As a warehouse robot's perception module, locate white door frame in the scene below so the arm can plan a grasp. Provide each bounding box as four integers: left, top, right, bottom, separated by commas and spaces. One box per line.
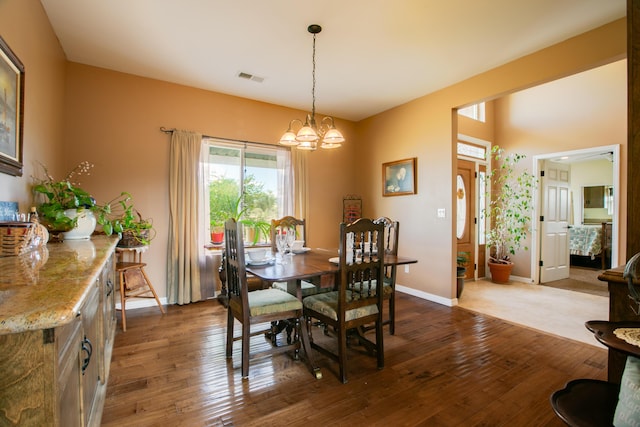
531, 144, 620, 284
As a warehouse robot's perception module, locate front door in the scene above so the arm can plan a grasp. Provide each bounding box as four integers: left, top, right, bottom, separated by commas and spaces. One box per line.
540, 160, 571, 282
456, 159, 475, 279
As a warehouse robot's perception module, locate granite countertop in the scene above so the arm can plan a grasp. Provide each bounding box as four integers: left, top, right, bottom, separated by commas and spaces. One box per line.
0, 235, 118, 335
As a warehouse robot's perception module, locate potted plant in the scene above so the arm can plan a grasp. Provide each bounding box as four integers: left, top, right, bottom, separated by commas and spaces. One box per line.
111, 205, 155, 247
456, 252, 469, 297
210, 194, 269, 245
32, 161, 148, 242
484, 146, 537, 284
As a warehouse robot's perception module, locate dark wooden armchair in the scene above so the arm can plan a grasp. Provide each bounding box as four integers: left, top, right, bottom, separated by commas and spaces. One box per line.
224, 218, 318, 378
303, 218, 385, 383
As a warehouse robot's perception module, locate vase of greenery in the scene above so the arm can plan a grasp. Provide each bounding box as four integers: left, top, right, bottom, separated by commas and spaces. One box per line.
115, 208, 155, 247
32, 161, 150, 242
484, 146, 537, 284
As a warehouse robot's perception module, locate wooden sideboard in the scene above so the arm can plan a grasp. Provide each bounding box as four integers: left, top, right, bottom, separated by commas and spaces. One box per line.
0, 236, 117, 426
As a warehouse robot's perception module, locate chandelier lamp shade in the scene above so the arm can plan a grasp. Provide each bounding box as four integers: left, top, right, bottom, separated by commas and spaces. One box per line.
279, 24, 345, 151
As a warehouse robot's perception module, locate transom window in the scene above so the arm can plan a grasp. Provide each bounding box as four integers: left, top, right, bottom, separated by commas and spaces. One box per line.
458, 102, 486, 122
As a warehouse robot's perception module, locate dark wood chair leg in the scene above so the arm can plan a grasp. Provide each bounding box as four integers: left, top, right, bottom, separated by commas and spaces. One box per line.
241, 324, 250, 378
338, 327, 348, 384
389, 294, 395, 335
376, 320, 385, 369
226, 310, 233, 358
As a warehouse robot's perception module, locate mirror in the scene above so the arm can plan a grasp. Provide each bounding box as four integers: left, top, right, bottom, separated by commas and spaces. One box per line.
582, 185, 613, 224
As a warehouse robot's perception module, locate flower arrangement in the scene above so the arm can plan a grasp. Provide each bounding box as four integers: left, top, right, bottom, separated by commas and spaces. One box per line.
32, 161, 154, 244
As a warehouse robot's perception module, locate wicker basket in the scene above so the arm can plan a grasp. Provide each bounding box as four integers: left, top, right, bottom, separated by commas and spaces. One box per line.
0, 222, 35, 257
117, 229, 150, 248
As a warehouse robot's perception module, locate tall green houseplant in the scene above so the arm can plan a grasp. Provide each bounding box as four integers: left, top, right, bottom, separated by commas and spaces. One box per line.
484, 146, 537, 282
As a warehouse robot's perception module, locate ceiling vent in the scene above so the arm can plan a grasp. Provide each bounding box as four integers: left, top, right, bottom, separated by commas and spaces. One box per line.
237, 72, 264, 83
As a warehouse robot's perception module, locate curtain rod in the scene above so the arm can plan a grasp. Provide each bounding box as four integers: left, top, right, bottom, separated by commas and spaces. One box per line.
160, 126, 277, 148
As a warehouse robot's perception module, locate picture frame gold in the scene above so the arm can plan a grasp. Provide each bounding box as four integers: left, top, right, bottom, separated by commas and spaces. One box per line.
0, 35, 25, 177
382, 158, 417, 197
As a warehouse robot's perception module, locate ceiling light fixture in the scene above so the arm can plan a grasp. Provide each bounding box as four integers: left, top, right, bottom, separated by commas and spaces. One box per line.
279, 24, 345, 151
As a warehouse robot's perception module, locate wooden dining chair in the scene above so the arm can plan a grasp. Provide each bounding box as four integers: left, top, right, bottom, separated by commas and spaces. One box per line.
303, 218, 385, 383
374, 216, 399, 334
224, 218, 319, 379
270, 216, 306, 250
270, 216, 327, 298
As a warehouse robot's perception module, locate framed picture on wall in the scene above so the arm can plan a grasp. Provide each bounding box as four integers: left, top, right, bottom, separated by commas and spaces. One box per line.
0, 36, 25, 177
343, 194, 362, 223
382, 158, 417, 196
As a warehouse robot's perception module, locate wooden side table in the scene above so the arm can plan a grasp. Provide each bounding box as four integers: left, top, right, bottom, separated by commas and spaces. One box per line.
115, 246, 165, 331
599, 267, 640, 383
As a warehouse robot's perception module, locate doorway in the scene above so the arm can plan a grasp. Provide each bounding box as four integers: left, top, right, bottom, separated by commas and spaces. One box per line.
456, 137, 490, 281
533, 145, 619, 291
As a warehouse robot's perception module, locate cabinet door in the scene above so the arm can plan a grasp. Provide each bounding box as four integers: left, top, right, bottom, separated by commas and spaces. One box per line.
81, 286, 101, 426
101, 253, 116, 383
57, 319, 83, 427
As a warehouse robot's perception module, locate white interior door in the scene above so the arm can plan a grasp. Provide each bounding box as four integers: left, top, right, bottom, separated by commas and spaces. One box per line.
540, 160, 571, 282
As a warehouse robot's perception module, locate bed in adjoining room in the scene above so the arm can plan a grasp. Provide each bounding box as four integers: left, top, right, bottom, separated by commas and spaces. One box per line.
569, 222, 612, 269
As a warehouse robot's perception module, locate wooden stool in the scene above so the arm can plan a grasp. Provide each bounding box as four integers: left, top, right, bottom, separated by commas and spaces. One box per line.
116, 246, 165, 331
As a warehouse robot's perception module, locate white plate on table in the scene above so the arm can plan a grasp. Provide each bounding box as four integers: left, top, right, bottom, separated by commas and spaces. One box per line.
328, 257, 339, 264
292, 247, 311, 254
246, 257, 275, 266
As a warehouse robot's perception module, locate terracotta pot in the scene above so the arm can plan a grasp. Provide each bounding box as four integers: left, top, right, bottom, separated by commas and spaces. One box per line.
456, 267, 466, 298
488, 261, 513, 284
211, 231, 224, 245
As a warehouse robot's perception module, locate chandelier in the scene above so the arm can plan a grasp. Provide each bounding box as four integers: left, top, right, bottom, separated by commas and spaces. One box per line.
278, 24, 345, 151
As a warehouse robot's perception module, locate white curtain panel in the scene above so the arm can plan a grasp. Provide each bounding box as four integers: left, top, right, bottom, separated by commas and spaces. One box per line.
167, 129, 203, 304
292, 149, 307, 221
276, 148, 293, 217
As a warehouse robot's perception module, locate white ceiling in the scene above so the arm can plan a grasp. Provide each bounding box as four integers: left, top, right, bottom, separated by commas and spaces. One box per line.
39, 0, 625, 122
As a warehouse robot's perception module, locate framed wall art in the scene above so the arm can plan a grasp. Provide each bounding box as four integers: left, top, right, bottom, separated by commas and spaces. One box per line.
0, 36, 25, 177
382, 157, 417, 197
343, 194, 362, 223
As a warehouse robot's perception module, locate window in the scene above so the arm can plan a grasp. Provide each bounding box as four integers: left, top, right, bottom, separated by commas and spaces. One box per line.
204, 138, 292, 243
457, 141, 487, 160
478, 170, 486, 245
458, 102, 486, 122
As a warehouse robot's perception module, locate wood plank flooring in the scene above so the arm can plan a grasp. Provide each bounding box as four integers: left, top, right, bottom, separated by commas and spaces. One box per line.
102, 293, 607, 426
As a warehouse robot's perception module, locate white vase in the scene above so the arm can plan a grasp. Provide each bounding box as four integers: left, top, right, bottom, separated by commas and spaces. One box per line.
60, 209, 97, 240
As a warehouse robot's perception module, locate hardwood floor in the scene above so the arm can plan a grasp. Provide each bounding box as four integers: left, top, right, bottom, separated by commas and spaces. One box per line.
102, 293, 607, 426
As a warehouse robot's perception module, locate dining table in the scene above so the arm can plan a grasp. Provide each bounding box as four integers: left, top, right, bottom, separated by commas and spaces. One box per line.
245, 246, 418, 380
246, 247, 418, 300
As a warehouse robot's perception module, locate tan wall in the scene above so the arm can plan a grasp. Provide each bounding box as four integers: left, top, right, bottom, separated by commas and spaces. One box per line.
357, 18, 625, 300
62, 63, 357, 299
0, 0, 627, 303
0, 0, 67, 208
495, 59, 626, 277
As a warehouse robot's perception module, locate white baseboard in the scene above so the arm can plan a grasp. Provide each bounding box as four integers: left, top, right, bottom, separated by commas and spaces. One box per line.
509, 275, 534, 284
118, 284, 466, 312
396, 284, 457, 307
116, 296, 168, 311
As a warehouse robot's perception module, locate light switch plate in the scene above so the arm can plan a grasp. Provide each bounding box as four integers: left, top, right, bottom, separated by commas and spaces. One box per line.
437, 208, 446, 218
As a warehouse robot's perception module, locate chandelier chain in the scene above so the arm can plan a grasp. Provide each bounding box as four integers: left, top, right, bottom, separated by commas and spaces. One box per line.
311, 32, 316, 119
278, 24, 344, 149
